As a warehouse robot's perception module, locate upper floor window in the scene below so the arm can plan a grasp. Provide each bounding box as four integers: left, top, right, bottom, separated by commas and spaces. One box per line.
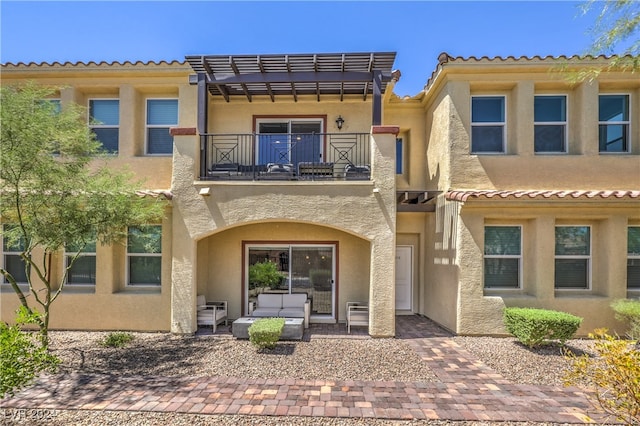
146, 99, 178, 155
628, 226, 640, 290
471, 96, 505, 153
1, 224, 29, 284
127, 225, 162, 286
534, 95, 567, 153
89, 99, 119, 154
65, 237, 96, 286
396, 138, 404, 174
555, 226, 590, 290
599, 94, 629, 153
484, 226, 521, 289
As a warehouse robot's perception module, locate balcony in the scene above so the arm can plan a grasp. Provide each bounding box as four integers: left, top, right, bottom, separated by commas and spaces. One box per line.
199, 133, 371, 181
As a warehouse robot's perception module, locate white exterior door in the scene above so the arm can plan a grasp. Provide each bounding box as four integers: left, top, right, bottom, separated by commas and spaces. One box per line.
395, 246, 413, 311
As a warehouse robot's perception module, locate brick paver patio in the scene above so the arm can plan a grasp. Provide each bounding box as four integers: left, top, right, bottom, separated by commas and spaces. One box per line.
1, 316, 608, 423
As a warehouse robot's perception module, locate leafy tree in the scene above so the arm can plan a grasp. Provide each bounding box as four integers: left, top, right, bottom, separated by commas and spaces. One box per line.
0, 83, 166, 347
577, 0, 640, 78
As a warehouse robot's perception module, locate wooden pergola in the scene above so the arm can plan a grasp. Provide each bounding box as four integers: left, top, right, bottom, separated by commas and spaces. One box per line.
186, 52, 398, 134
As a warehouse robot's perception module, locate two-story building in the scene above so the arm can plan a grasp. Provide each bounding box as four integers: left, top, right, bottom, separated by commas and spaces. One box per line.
1, 52, 638, 336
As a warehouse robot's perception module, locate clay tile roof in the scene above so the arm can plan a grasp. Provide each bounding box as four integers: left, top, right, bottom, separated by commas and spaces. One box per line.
445, 190, 640, 202
1, 59, 185, 68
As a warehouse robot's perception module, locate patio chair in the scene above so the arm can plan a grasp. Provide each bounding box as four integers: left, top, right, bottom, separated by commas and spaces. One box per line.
346, 301, 369, 333
197, 295, 228, 333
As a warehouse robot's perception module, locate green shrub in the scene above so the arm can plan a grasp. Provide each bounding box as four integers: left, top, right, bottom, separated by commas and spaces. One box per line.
503, 307, 582, 348
611, 299, 640, 340
248, 318, 284, 350
0, 308, 59, 398
565, 329, 640, 424
101, 332, 134, 348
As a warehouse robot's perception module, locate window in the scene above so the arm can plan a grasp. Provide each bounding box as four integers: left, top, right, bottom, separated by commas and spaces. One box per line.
65, 238, 96, 286
484, 226, 521, 288
396, 138, 403, 174
127, 226, 162, 286
146, 99, 178, 155
471, 96, 505, 153
1, 225, 29, 284
628, 226, 640, 289
599, 94, 629, 153
89, 99, 119, 153
555, 226, 590, 289
534, 95, 567, 153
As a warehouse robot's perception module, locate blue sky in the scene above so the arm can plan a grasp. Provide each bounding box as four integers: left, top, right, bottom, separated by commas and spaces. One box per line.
0, 1, 609, 96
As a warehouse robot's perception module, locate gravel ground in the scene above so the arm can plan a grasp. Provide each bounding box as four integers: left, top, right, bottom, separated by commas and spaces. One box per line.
453, 336, 595, 387
2, 330, 599, 426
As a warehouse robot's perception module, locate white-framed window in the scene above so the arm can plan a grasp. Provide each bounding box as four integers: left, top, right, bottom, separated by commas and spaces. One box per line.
534, 95, 567, 153
127, 226, 161, 286
89, 99, 119, 154
146, 99, 178, 155
1, 224, 29, 284
484, 226, 521, 289
396, 138, 404, 174
471, 96, 506, 153
628, 226, 640, 289
555, 226, 591, 289
65, 238, 96, 286
599, 94, 630, 153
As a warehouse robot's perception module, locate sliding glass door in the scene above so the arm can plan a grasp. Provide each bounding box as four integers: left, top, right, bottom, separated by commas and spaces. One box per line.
246, 244, 335, 318
256, 120, 323, 167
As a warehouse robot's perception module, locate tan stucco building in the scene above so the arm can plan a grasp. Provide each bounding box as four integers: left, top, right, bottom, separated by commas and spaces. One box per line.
1, 52, 639, 336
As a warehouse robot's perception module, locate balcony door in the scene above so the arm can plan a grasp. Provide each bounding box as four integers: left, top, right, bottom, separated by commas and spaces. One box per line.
246, 244, 335, 320
256, 119, 323, 166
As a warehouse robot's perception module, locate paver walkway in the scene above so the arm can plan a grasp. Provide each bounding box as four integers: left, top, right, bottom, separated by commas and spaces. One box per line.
1, 316, 608, 424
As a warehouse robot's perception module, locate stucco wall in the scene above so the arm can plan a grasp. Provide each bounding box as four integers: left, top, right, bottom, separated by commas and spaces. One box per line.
455, 202, 637, 336
1, 63, 195, 190
0, 212, 173, 331
195, 222, 370, 322
171, 128, 398, 335
444, 80, 640, 190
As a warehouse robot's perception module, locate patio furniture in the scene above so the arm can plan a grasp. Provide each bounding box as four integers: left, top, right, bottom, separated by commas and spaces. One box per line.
346, 301, 369, 333
297, 162, 334, 180
260, 163, 295, 180
207, 162, 239, 178
248, 293, 310, 328
196, 295, 228, 333
232, 317, 304, 340
344, 164, 371, 180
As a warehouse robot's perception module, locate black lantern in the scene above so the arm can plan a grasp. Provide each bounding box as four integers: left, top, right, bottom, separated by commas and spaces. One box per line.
335, 115, 345, 130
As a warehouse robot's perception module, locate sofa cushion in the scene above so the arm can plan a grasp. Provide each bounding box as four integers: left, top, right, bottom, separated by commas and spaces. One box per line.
252, 308, 281, 318
257, 293, 283, 308
282, 293, 307, 308
278, 308, 304, 318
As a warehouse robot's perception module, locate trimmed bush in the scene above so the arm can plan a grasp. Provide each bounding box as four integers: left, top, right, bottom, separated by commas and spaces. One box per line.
565, 329, 640, 424
0, 308, 59, 398
101, 332, 134, 348
248, 318, 284, 350
611, 299, 640, 340
503, 307, 582, 348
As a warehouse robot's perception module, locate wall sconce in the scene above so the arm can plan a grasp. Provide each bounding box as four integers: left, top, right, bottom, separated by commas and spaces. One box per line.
335, 115, 345, 130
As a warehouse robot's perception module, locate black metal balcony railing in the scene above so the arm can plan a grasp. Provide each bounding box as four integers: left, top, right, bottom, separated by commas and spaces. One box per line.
200, 133, 371, 181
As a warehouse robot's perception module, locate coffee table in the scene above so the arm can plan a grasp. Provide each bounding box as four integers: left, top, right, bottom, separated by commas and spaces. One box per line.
232, 317, 304, 340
